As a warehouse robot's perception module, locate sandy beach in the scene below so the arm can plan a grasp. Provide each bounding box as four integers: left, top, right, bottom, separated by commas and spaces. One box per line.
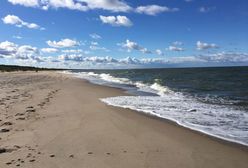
0, 71, 247, 168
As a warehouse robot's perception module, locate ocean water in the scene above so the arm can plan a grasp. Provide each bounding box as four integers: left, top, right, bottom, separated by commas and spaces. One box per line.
65, 67, 248, 146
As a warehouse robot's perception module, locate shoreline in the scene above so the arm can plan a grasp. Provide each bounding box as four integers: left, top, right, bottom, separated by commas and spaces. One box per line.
112, 104, 248, 150
71, 72, 248, 149
0, 71, 248, 168
68, 73, 248, 152
103, 102, 248, 150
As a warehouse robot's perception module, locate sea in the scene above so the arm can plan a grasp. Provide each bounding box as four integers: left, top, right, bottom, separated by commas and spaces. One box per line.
64, 66, 248, 146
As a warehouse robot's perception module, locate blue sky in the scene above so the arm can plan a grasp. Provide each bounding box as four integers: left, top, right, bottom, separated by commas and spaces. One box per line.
0, 0, 248, 69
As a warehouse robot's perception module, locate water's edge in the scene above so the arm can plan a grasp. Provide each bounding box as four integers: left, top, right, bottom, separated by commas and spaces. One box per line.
101, 98, 248, 148
61, 70, 248, 148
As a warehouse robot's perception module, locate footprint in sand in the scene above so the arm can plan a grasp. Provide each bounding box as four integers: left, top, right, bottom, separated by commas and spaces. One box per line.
1, 121, 12, 126
0, 128, 10, 133
26, 106, 36, 113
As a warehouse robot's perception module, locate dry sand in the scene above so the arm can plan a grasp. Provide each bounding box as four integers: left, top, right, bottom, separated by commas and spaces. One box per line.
0, 71, 248, 168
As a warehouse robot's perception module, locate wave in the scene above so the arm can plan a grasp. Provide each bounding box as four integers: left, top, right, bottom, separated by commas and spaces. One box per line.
101, 95, 248, 146
64, 71, 171, 96
62, 70, 248, 147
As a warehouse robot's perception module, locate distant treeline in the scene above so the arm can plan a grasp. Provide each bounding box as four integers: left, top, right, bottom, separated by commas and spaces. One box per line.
0, 64, 64, 72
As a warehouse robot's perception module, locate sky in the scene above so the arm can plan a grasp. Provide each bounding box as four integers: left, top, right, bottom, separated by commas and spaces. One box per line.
0, 0, 248, 69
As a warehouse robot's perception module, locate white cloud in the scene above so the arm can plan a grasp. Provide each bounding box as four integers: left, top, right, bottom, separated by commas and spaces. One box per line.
121, 39, 152, 54
89, 45, 109, 52
58, 54, 118, 64
89, 33, 102, 39
44, 0, 88, 11
7, 0, 181, 20
84, 56, 118, 63
47, 38, 79, 48
41, 48, 58, 53
172, 41, 183, 46
2, 14, 44, 30
0, 41, 44, 62
197, 52, 248, 63
99, 15, 132, 27
91, 41, 98, 46
2, 41, 246, 68
78, 0, 132, 12
196, 41, 218, 50
62, 49, 89, 54
167, 41, 184, 51
0, 41, 17, 56
13, 35, 23, 39
8, 0, 132, 12
8, 0, 88, 11
136, 5, 179, 15
156, 49, 164, 56
15, 45, 39, 60
168, 46, 184, 51
8, 0, 39, 7
88, 41, 109, 51
59, 54, 84, 62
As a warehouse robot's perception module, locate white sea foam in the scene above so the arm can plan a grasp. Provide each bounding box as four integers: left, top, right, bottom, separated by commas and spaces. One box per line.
66, 71, 171, 96
101, 95, 248, 146
63, 70, 248, 146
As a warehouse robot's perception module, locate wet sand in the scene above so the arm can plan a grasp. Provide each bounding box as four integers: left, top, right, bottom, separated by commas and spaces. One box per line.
0, 71, 248, 168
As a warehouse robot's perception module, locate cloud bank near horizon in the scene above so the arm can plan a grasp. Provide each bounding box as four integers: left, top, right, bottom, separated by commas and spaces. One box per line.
1, 40, 247, 69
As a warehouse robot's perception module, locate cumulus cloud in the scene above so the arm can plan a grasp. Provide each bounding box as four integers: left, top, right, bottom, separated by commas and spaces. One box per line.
0, 41, 17, 56
89, 33, 102, 39
99, 15, 132, 27
136, 5, 179, 15
2, 14, 44, 30
172, 41, 183, 46
65, 52, 248, 66
13, 35, 23, 39
88, 41, 109, 52
15, 45, 39, 60
197, 52, 248, 63
2, 41, 247, 68
7, 0, 181, 20
58, 54, 118, 64
196, 41, 218, 50
167, 41, 184, 51
47, 39, 79, 48
156, 49, 164, 56
8, 0, 132, 12
8, 0, 39, 7
89, 46, 109, 52
8, 0, 88, 11
41, 48, 58, 53
168, 46, 184, 51
121, 39, 152, 54
59, 54, 84, 62
78, 0, 132, 12
91, 41, 98, 46
62, 49, 89, 54
0, 41, 44, 62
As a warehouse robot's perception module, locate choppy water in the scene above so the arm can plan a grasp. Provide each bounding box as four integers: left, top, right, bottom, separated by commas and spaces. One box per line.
65, 66, 248, 146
